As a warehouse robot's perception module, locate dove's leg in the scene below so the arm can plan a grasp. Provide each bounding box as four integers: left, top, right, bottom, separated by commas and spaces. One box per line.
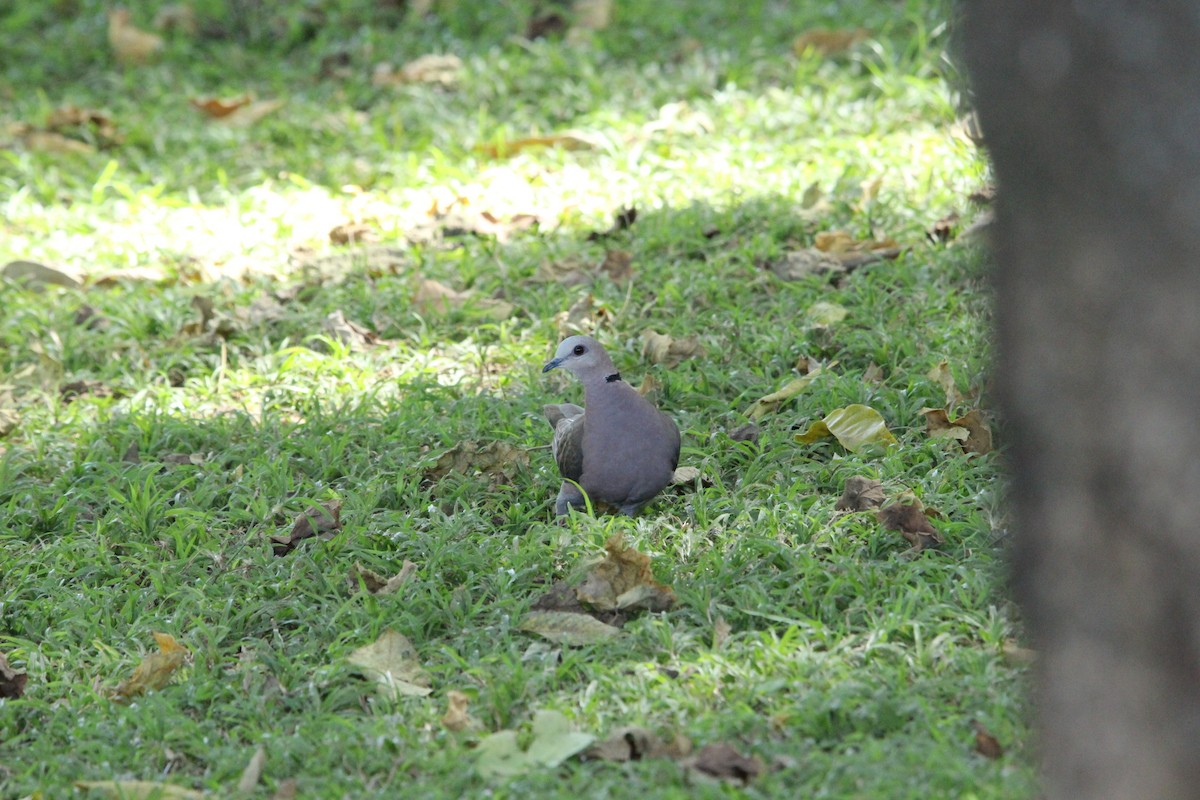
554, 481, 587, 516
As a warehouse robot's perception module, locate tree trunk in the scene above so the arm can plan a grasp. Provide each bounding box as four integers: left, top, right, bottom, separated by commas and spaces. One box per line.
963, 3, 1200, 797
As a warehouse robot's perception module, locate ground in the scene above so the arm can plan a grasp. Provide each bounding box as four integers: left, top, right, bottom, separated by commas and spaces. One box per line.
0, 1, 1032, 797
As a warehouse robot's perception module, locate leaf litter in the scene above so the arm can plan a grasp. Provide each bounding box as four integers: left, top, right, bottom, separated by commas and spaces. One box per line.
347, 629, 432, 699
271, 501, 342, 555
111, 632, 189, 702
475, 709, 595, 779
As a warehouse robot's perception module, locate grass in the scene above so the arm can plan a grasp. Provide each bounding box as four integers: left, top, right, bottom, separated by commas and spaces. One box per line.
0, 0, 1032, 797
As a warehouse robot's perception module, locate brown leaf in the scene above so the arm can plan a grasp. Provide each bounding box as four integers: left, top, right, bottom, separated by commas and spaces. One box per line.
685, 742, 763, 785
863, 362, 885, 383
792, 26, 871, 56
272, 779, 298, 800
17, 130, 96, 155
576, 534, 675, 612
526, 10, 568, 39
972, 720, 1004, 759
112, 632, 189, 702
217, 98, 286, 128
670, 466, 702, 486
641, 330, 701, 367
189, 94, 254, 119
271, 501, 342, 556
728, 422, 760, 443
347, 629, 432, 698
518, 610, 623, 645
441, 689, 482, 732
320, 310, 379, 351
45, 105, 121, 146
424, 440, 529, 485
153, 4, 198, 35
60, 380, 113, 403
348, 560, 417, 596
329, 221, 379, 245
835, 476, 885, 511
0, 652, 27, 699
555, 293, 611, 337
586, 206, 637, 241
768, 249, 845, 281
1001, 639, 1038, 666
108, 9, 164, 65
236, 746, 267, 794
636, 372, 660, 399
474, 132, 599, 159
599, 249, 633, 281
372, 54, 463, 87
711, 617, 731, 650
413, 279, 514, 320
572, 0, 612, 32
159, 452, 205, 466
585, 727, 692, 763
122, 442, 141, 463
922, 407, 993, 455
877, 503, 944, 551
928, 211, 960, 243
1, 260, 83, 289
927, 361, 963, 409
955, 409, 994, 455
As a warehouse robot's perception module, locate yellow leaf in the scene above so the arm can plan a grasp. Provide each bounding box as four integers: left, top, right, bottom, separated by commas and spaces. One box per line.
474, 132, 599, 159
796, 404, 897, 452
112, 632, 188, 702
746, 368, 823, 420
107, 9, 164, 65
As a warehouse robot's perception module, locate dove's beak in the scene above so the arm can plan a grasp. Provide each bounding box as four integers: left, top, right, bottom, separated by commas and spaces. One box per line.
542, 357, 563, 373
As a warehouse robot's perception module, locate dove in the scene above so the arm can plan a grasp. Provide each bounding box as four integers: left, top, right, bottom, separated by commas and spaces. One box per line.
542, 335, 681, 516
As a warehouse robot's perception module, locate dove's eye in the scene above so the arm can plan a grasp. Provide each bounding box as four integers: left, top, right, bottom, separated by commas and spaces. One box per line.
573, 344, 586, 356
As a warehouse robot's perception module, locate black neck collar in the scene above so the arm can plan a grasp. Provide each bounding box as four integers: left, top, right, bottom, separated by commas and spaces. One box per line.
605, 372, 622, 383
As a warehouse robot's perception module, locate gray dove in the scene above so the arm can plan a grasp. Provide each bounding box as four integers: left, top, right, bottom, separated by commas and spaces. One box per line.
542, 335, 681, 516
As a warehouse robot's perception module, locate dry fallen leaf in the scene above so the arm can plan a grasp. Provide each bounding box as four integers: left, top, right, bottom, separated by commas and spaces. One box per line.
571, 0, 612, 31
1, 260, 83, 289
0, 652, 27, 698
576, 534, 675, 612
329, 221, 379, 245
348, 561, 417, 596
217, 98, 286, 128
475, 132, 599, 159
555, 293, 612, 337
767, 249, 845, 281
806, 300, 848, 327
424, 440, 529, 485
792, 26, 871, 56
373, 54, 463, 86
475, 709, 595, 779
587, 206, 637, 241
972, 720, 1005, 759
75, 780, 203, 799
835, 476, 885, 511
15, 130, 96, 155
670, 466, 702, 485
112, 632, 189, 702
237, 746, 267, 794
60, 380, 114, 403
153, 4, 198, 35
347, 629, 432, 698
641, 330, 701, 367
796, 404, 898, 452
45, 105, 121, 147
728, 422, 760, 443
1002, 639, 1037, 666
711, 617, 732, 650
108, 9, 164, 65
922, 407, 993, 455
599, 249, 633, 281
320, 309, 379, 351
189, 94, 254, 119
271, 501, 342, 556
927, 361, 963, 409
585, 726, 692, 762
747, 368, 824, 420
441, 689, 482, 732
413, 279, 514, 321
928, 211, 961, 243
518, 610, 622, 646
685, 742, 763, 786
877, 502, 944, 551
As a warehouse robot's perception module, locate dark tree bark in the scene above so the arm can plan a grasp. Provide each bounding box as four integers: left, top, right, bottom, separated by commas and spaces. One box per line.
963, 3, 1200, 797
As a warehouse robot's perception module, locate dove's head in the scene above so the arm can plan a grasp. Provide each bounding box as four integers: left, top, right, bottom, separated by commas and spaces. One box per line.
542, 335, 616, 381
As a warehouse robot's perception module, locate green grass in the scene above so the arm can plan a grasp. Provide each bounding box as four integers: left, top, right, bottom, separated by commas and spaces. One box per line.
0, 1, 1031, 797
